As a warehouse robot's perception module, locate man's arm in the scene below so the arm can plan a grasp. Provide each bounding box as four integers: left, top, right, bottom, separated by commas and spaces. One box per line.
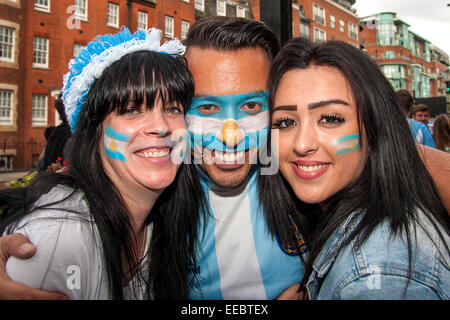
417, 145, 450, 213
0, 234, 66, 300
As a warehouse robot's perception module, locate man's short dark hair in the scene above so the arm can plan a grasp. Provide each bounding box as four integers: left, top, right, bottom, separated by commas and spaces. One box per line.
396, 89, 413, 116
413, 104, 430, 115
184, 16, 280, 61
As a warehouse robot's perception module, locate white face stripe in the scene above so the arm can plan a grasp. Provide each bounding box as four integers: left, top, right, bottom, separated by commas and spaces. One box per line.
186, 111, 269, 136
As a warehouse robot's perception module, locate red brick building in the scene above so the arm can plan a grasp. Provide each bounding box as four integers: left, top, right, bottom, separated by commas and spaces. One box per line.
291, 0, 360, 47
359, 12, 441, 99
0, 0, 196, 170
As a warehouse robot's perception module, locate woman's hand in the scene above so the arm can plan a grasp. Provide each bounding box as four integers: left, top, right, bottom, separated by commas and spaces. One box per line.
0, 234, 67, 300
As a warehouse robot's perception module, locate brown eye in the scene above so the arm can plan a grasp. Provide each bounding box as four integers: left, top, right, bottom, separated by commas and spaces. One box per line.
197, 104, 220, 114
241, 102, 262, 113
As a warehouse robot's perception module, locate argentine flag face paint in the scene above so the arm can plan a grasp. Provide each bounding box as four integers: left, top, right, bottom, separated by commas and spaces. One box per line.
104, 125, 131, 161
186, 91, 269, 153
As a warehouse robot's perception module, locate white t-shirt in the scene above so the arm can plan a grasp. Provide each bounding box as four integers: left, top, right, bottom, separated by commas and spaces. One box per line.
4, 185, 152, 300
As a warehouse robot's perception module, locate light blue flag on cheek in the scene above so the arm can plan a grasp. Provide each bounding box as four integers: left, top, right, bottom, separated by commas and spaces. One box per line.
104, 125, 131, 162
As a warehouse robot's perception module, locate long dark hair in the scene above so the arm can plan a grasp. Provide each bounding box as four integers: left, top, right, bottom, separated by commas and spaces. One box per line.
433, 114, 450, 152
0, 50, 206, 299
260, 38, 450, 295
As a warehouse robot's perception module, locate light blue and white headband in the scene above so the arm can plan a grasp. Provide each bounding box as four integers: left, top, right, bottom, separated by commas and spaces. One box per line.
62, 27, 186, 132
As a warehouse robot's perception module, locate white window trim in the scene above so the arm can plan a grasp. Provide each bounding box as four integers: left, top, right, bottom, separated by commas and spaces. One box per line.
330, 15, 335, 29
137, 11, 148, 31
107, 2, 119, 28
75, 0, 88, 21
34, 0, 50, 12
217, 0, 226, 16
194, 0, 204, 11
0, 25, 15, 63
31, 94, 48, 127
0, 83, 17, 130
33, 36, 49, 69
339, 19, 345, 32
181, 0, 190, 3
313, 27, 326, 42
181, 20, 189, 40
236, 6, 245, 18
313, 3, 326, 27
0, 89, 13, 125
348, 21, 358, 40
165, 16, 174, 38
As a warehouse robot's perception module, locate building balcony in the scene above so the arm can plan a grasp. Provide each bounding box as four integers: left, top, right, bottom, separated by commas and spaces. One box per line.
314, 15, 325, 25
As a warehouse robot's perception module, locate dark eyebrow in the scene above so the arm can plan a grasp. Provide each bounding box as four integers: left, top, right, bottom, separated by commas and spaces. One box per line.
272, 105, 297, 112
308, 99, 350, 110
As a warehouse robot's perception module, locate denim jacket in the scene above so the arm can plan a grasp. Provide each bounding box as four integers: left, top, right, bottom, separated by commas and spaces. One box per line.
306, 210, 450, 300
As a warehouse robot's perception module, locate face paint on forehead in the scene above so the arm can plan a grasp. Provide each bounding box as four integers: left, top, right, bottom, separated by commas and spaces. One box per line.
104, 125, 131, 161
332, 134, 361, 156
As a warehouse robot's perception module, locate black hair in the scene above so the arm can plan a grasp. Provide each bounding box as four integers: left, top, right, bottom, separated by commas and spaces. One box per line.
185, 16, 280, 61
396, 89, 414, 116
260, 37, 450, 297
0, 50, 207, 299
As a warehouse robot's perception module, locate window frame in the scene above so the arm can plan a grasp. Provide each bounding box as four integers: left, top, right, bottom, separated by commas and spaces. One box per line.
107, 2, 119, 28
31, 94, 48, 127
181, 20, 190, 40
137, 11, 148, 31
313, 27, 326, 43
34, 0, 50, 12
0, 89, 13, 125
0, 25, 14, 63
74, 0, 88, 21
33, 36, 49, 69
216, 0, 226, 16
164, 15, 174, 38
194, 0, 204, 11
313, 3, 325, 26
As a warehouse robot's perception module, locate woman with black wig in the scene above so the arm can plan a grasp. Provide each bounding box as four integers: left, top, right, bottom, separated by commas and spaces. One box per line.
260, 38, 450, 299
0, 28, 205, 299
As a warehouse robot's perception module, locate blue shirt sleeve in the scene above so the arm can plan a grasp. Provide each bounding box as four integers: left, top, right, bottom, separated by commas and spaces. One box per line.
420, 124, 436, 148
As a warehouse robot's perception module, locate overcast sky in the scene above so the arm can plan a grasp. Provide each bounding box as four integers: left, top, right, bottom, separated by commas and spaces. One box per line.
353, 0, 450, 55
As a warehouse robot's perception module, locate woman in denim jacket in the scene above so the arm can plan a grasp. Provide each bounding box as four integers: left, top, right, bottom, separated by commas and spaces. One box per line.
259, 38, 450, 299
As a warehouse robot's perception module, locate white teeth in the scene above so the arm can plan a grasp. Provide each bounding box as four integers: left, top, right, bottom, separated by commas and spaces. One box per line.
297, 164, 328, 172
214, 150, 245, 163
136, 149, 170, 158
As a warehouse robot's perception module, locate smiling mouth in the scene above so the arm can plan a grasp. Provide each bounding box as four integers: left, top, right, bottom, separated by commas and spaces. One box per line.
135, 147, 171, 158
213, 149, 245, 163
296, 163, 329, 172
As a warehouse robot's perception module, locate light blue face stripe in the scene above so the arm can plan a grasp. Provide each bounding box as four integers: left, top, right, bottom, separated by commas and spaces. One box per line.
105, 125, 131, 142
332, 133, 360, 156
104, 147, 127, 161
247, 170, 304, 299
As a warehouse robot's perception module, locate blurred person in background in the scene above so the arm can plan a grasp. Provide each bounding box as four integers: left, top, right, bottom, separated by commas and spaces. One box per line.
432, 114, 450, 153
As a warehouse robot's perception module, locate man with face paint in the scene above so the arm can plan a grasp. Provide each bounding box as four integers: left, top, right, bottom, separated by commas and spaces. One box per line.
183, 17, 304, 299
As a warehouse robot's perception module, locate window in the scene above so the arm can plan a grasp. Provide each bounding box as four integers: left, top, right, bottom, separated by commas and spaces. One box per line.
314, 28, 326, 43
32, 94, 48, 126
0, 89, 12, 125
0, 26, 14, 62
313, 4, 325, 26
0, 155, 13, 172
137, 11, 148, 31
300, 20, 310, 39
348, 22, 358, 40
217, 0, 226, 16
107, 3, 119, 28
181, 20, 190, 40
75, 0, 88, 20
164, 16, 174, 38
195, 0, 204, 11
33, 36, 49, 68
236, 6, 245, 18
73, 43, 85, 58
330, 15, 335, 28
34, 0, 50, 12
339, 20, 345, 32
181, 0, 190, 2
